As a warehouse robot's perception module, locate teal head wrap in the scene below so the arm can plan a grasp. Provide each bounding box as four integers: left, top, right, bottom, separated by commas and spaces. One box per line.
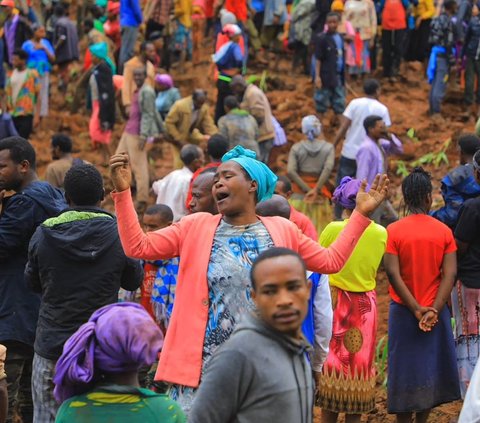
89, 42, 116, 74
221, 146, 278, 202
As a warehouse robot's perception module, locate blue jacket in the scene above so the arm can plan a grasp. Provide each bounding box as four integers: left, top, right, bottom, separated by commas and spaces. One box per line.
0, 181, 66, 346
431, 164, 480, 229
120, 0, 143, 28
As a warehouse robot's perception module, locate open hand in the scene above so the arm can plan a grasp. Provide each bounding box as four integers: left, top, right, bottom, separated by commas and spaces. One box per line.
110, 153, 132, 192
354, 174, 389, 217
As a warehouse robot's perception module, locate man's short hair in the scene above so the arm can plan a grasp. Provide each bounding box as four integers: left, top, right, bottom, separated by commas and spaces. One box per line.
363, 115, 383, 134
13, 49, 28, 61
180, 144, 202, 165
458, 134, 480, 156
207, 134, 229, 160
224, 95, 239, 110
52, 133, 73, 153
145, 204, 174, 222
276, 175, 292, 193
192, 89, 207, 101
64, 164, 104, 206
230, 75, 247, 88
250, 247, 306, 290
255, 194, 291, 219
326, 11, 340, 20
363, 79, 380, 96
0, 136, 36, 169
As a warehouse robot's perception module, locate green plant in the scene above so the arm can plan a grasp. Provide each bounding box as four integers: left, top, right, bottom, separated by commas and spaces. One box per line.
375, 335, 388, 387
406, 128, 420, 143
246, 71, 268, 92
396, 160, 409, 177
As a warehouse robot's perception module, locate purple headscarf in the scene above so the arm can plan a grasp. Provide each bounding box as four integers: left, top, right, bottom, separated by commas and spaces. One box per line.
155, 73, 174, 88
53, 302, 163, 403
332, 176, 362, 210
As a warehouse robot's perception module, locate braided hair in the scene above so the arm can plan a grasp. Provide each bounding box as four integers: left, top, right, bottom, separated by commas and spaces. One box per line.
401, 167, 432, 215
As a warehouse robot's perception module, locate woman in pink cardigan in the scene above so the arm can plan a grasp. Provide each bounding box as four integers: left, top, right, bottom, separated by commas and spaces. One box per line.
110, 146, 389, 412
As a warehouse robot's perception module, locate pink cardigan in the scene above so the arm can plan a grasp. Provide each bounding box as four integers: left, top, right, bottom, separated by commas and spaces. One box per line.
112, 189, 371, 387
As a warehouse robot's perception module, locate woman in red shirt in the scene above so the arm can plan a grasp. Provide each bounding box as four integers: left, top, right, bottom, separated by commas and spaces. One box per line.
384, 167, 460, 423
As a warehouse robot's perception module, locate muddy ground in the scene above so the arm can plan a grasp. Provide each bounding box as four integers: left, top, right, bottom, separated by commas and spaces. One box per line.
28, 44, 471, 421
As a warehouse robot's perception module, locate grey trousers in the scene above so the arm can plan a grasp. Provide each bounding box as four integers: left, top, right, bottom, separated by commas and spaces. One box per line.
119, 26, 139, 73
258, 138, 274, 164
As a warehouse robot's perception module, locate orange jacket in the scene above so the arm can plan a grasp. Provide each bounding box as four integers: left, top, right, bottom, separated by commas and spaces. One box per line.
112, 189, 371, 387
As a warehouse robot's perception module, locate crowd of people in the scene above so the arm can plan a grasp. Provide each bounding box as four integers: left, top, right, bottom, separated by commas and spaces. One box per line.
3, 0, 480, 422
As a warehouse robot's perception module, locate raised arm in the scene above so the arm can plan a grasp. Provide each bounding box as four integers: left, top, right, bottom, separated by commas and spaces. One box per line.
110, 154, 182, 260
301, 175, 389, 273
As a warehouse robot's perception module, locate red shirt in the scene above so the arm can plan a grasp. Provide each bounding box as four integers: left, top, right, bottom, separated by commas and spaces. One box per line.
382, 0, 407, 30
290, 206, 318, 241
386, 214, 456, 307
104, 19, 121, 49
225, 0, 247, 22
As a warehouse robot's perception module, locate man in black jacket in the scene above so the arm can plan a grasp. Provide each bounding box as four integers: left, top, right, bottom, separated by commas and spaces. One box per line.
0, 136, 66, 423
25, 164, 143, 423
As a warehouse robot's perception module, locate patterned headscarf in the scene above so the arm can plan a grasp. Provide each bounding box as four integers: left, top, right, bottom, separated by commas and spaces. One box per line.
53, 303, 163, 403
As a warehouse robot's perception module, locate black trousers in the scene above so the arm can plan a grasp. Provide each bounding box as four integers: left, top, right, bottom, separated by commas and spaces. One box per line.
381, 29, 406, 77
12, 116, 33, 140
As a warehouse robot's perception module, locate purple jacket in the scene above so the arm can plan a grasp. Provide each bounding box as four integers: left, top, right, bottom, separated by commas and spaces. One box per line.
356, 135, 403, 185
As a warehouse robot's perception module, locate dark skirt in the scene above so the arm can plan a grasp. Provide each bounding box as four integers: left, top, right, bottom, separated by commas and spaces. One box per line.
405, 19, 432, 62
387, 301, 460, 413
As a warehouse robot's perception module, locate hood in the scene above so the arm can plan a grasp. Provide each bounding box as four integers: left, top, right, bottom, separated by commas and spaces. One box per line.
22, 181, 67, 217
40, 208, 119, 261
235, 313, 311, 356
302, 140, 324, 156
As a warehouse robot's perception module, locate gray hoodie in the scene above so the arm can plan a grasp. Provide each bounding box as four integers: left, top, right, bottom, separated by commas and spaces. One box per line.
189, 313, 314, 423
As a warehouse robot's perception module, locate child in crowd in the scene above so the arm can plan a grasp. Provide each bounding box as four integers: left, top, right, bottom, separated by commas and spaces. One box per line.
384, 167, 460, 422
314, 13, 346, 124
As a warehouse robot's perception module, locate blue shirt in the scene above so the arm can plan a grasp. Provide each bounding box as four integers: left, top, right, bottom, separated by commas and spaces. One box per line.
155, 87, 181, 117
22, 39, 54, 75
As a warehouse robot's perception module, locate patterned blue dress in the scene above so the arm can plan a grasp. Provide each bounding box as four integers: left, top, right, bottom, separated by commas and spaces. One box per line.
169, 220, 274, 413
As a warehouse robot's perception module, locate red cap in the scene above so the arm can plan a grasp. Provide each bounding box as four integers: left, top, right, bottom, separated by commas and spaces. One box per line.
0, 0, 15, 7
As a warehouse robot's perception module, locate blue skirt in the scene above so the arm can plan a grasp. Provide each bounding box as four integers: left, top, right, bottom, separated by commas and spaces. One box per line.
387, 301, 460, 413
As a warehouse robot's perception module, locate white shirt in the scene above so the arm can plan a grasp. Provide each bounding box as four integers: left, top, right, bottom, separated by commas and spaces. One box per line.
459, 358, 480, 423
342, 97, 391, 160
311, 273, 333, 372
10, 68, 28, 105
152, 166, 193, 221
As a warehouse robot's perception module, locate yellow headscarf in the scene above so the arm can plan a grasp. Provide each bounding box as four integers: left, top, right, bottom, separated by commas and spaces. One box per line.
331, 0, 344, 12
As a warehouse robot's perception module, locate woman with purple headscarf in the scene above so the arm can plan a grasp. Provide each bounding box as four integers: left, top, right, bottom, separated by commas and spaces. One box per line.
317, 176, 387, 423
155, 74, 181, 119
54, 302, 185, 422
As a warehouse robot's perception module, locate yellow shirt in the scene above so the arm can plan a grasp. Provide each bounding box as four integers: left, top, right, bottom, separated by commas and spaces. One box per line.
414, 0, 435, 20
319, 219, 387, 292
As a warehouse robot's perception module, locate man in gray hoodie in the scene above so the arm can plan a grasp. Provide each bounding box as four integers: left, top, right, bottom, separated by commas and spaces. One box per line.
189, 247, 315, 423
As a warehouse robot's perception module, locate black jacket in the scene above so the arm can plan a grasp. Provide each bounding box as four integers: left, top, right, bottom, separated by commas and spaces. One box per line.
25, 207, 143, 360
0, 181, 66, 346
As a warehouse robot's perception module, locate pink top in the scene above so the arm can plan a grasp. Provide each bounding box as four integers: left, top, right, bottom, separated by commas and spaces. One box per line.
112, 189, 371, 387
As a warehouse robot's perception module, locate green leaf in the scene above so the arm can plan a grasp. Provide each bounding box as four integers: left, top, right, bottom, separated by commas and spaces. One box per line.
407, 128, 415, 138
396, 160, 409, 177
